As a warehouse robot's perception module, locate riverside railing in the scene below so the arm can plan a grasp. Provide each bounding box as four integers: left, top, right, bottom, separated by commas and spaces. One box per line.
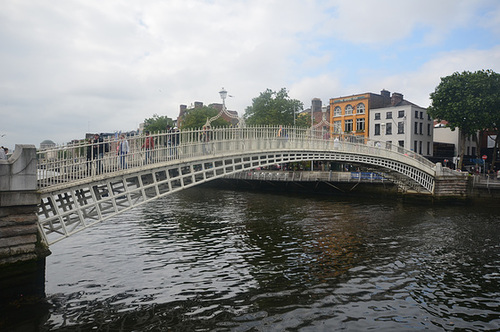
226, 170, 388, 183
36, 126, 436, 189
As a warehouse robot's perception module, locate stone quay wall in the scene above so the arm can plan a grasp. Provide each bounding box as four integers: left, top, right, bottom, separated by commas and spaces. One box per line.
0, 145, 50, 302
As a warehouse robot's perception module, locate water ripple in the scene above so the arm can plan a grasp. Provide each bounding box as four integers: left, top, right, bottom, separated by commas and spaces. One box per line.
33, 188, 500, 331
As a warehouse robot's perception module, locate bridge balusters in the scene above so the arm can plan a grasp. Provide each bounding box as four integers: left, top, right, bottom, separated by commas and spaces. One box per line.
36, 126, 437, 192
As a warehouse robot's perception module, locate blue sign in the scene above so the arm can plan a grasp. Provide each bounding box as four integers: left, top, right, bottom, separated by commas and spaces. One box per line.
470, 158, 485, 164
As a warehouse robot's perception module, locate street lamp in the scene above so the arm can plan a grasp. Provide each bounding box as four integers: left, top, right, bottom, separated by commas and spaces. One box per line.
205, 87, 244, 127
219, 87, 228, 107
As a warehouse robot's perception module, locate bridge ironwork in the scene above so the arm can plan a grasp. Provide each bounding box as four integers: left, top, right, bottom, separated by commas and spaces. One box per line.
36, 126, 437, 245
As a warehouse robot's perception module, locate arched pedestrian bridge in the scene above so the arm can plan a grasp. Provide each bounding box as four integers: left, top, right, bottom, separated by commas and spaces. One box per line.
35, 126, 462, 245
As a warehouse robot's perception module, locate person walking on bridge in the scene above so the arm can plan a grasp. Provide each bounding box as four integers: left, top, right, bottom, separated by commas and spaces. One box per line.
142, 131, 154, 164
200, 126, 211, 154
118, 134, 129, 169
276, 125, 287, 148
92, 134, 105, 174
167, 126, 180, 158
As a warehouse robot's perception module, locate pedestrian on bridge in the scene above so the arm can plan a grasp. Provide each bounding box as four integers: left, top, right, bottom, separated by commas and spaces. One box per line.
277, 125, 287, 148
167, 126, 180, 158
92, 134, 105, 174
200, 126, 211, 154
142, 131, 155, 164
333, 136, 340, 149
118, 134, 129, 169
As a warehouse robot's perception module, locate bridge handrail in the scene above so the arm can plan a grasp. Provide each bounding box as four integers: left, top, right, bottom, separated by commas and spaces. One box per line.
36, 126, 436, 189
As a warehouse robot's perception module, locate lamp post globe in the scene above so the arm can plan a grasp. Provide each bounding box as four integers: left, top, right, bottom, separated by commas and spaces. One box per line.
219, 88, 228, 107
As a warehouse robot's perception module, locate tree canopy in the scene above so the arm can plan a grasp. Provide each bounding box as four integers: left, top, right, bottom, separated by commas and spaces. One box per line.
180, 106, 230, 129
428, 69, 500, 168
244, 88, 304, 126
144, 114, 175, 133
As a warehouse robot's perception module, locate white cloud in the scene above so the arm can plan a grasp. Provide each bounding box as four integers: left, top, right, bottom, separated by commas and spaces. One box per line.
321, 0, 495, 46
359, 46, 500, 108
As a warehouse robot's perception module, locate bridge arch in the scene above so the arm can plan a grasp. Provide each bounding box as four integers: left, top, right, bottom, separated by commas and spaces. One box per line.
35, 126, 441, 245
38, 144, 433, 245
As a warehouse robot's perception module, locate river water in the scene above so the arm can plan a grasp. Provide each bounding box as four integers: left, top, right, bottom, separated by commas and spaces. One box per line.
16, 187, 500, 330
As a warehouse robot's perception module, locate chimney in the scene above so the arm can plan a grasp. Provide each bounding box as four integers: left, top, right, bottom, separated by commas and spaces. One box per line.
311, 98, 322, 114
179, 104, 187, 116
194, 101, 203, 108
380, 89, 390, 99
391, 92, 403, 106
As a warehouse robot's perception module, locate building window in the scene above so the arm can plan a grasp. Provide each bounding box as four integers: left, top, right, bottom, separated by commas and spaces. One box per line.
419, 122, 423, 135
375, 124, 380, 135
386, 123, 392, 135
333, 120, 341, 134
414, 122, 418, 134
427, 142, 430, 155
345, 105, 353, 115
356, 103, 365, 114
414, 140, 417, 152
420, 111, 423, 119
415, 110, 419, 118
334, 106, 341, 117
419, 141, 422, 154
345, 119, 353, 132
375, 113, 380, 120
398, 122, 404, 134
386, 111, 392, 119
356, 118, 365, 132
427, 123, 431, 136
398, 110, 405, 118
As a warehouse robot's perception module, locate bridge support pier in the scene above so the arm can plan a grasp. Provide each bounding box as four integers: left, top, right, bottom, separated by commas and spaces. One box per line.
433, 163, 471, 199
0, 145, 50, 305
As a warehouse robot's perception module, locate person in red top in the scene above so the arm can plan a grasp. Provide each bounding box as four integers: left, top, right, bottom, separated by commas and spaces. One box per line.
142, 131, 155, 164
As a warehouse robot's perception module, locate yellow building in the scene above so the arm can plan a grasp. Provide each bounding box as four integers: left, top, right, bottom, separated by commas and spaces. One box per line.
329, 90, 392, 138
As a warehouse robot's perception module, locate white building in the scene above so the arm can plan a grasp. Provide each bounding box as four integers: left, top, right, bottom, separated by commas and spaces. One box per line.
369, 99, 434, 157
434, 122, 477, 159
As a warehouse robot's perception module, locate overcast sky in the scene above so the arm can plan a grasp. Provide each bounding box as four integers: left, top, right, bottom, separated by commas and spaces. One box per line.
1, 0, 500, 149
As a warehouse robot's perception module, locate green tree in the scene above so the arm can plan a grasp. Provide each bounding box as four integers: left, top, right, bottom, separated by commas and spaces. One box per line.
244, 88, 304, 126
144, 114, 174, 133
180, 106, 230, 129
428, 69, 500, 169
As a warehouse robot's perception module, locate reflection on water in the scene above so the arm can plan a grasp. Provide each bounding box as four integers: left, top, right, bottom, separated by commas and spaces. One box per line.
4, 187, 500, 331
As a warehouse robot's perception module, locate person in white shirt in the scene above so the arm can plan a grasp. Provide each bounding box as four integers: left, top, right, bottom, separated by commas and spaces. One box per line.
118, 134, 130, 169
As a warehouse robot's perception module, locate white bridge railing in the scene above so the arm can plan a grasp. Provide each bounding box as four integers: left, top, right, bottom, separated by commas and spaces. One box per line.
37, 126, 436, 191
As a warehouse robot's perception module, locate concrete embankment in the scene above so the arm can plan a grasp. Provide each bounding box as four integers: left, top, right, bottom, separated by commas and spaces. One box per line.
206, 172, 500, 205
0, 145, 51, 306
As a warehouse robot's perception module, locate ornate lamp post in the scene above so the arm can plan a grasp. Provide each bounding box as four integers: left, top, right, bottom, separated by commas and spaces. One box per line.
219, 87, 227, 108
204, 88, 244, 127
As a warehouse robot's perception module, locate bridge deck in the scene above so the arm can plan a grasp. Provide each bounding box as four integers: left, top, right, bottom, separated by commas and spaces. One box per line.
37, 126, 435, 190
